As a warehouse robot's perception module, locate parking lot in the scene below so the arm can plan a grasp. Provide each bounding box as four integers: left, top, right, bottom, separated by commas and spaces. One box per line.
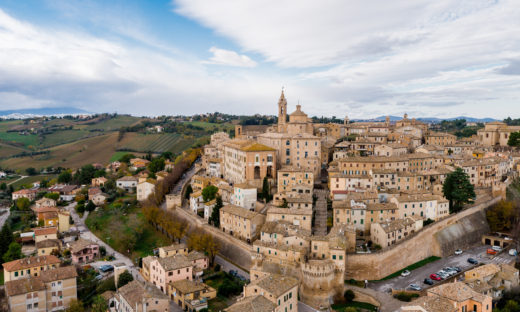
369, 245, 515, 293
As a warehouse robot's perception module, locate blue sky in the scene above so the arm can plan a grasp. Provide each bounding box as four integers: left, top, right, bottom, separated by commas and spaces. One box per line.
0, 0, 519, 119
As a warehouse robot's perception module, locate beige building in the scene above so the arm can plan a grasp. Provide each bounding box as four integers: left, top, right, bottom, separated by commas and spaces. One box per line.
277, 166, 314, 194
158, 243, 188, 258
225, 295, 276, 312
266, 206, 313, 231
478, 121, 520, 146
370, 216, 423, 248
220, 204, 266, 243
222, 139, 276, 186
5, 266, 78, 312
137, 179, 156, 201
427, 282, 492, 312
374, 143, 408, 156
426, 132, 457, 146
112, 280, 170, 312
243, 274, 299, 312
36, 239, 61, 256
391, 194, 449, 220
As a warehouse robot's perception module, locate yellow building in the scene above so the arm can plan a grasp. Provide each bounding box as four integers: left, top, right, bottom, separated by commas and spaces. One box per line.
168, 280, 216, 311
158, 243, 188, 258
277, 166, 314, 194
426, 132, 457, 146
478, 121, 520, 147
2, 255, 61, 283
36, 239, 61, 256
243, 274, 299, 312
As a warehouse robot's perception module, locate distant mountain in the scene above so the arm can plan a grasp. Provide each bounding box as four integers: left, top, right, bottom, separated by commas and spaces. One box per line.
0, 107, 91, 119
353, 116, 498, 123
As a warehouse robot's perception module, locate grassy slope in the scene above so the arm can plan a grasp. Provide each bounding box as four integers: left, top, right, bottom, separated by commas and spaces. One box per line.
0, 143, 28, 158
10, 175, 57, 189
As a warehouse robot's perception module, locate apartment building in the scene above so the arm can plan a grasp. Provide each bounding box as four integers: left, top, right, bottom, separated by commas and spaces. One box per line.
266, 206, 313, 231
243, 274, 299, 312
5, 266, 78, 312
220, 204, 266, 243
231, 183, 257, 210
2, 255, 61, 283
277, 166, 314, 193
370, 216, 423, 248
332, 200, 398, 235
168, 280, 216, 311
426, 132, 457, 146
222, 139, 276, 185
137, 179, 156, 201
390, 194, 449, 220
374, 143, 408, 156
147, 255, 193, 294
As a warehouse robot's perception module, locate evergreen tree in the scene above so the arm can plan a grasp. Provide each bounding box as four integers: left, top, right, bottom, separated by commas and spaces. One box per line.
0, 223, 14, 262
3, 242, 23, 262
209, 196, 223, 227
261, 176, 270, 202
85, 200, 96, 212
117, 270, 134, 288
508, 132, 520, 147
443, 168, 476, 213
201, 185, 218, 202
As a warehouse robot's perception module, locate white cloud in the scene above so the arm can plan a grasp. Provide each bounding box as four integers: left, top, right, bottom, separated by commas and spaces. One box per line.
204, 47, 257, 67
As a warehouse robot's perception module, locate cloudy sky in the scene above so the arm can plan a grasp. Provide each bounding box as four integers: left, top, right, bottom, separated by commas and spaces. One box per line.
0, 0, 519, 119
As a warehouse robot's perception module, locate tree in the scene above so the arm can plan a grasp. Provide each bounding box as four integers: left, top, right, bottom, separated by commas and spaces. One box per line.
58, 170, 72, 184
487, 200, 516, 232
91, 295, 108, 312
508, 132, 520, 147
185, 184, 193, 200
15, 197, 31, 211
261, 176, 270, 202
118, 153, 135, 163
188, 230, 220, 266
74, 165, 96, 185
25, 167, 37, 176
3, 242, 23, 262
209, 196, 223, 227
99, 246, 107, 257
45, 192, 60, 200
443, 168, 475, 213
0, 182, 6, 191
117, 270, 134, 288
86, 200, 96, 212
147, 157, 165, 173
0, 223, 14, 261
66, 300, 85, 312
344, 289, 355, 303
201, 185, 218, 202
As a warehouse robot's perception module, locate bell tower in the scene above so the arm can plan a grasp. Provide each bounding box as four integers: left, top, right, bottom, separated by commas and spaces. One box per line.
278, 89, 287, 131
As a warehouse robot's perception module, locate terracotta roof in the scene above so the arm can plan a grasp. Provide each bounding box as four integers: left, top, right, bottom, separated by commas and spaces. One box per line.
36, 239, 61, 249
42, 211, 58, 219
267, 207, 312, 216
68, 238, 98, 254
428, 282, 489, 303
117, 176, 138, 182
160, 243, 187, 252
225, 295, 275, 312
248, 274, 299, 297
5, 277, 45, 296
402, 295, 456, 312
156, 255, 192, 271
118, 280, 167, 307
186, 251, 207, 262
40, 266, 77, 282
2, 255, 61, 272
376, 217, 417, 234
221, 204, 261, 219
33, 227, 58, 236
170, 280, 213, 294
13, 189, 38, 194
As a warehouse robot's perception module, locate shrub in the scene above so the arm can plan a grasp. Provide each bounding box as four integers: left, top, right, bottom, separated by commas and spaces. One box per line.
344, 289, 355, 303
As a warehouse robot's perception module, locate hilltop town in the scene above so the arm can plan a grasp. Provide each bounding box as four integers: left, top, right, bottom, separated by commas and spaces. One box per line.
1, 92, 520, 312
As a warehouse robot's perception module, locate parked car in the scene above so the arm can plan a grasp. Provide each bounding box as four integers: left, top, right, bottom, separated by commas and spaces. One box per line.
401, 270, 411, 277
443, 267, 457, 275
437, 271, 449, 279
451, 266, 462, 273
99, 265, 114, 273
408, 284, 422, 291
455, 249, 463, 255
229, 270, 238, 276
423, 278, 434, 285
509, 249, 518, 256
429, 274, 441, 281
487, 249, 497, 255
492, 246, 503, 252
468, 258, 478, 265
94, 274, 103, 281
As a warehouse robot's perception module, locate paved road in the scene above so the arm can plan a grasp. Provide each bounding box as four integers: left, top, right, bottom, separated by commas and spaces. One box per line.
369, 245, 515, 293
215, 255, 250, 279
7, 175, 27, 186
0, 208, 10, 229
172, 159, 200, 195
65, 202, 144, 282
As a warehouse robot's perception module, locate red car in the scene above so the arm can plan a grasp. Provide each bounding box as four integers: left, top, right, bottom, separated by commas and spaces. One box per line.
430, 273, 441, 281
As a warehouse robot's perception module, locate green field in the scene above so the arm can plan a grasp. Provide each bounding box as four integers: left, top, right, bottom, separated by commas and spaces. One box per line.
10, 174, 57, 189
79, 115, 142, 131
85, 198, 171, 261
0, 132, 39, 148
109, 151, 129, 162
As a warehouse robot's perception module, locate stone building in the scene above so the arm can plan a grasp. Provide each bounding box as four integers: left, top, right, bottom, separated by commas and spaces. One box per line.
426, 132, 457, 146
266, 206, 313, 231
222, 139, 276, 186
477, 121, 520, 147
370, 216, 423, 248
220, 204, 266, 243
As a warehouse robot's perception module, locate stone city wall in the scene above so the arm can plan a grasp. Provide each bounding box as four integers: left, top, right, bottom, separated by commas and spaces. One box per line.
345, 196, 501, 280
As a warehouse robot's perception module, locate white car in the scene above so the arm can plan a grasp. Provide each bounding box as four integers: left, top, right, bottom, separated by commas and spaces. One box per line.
401, 270, 411, 277
455, 249, 463, 255
509, 249, 517, 256
492, 246, 502, 252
